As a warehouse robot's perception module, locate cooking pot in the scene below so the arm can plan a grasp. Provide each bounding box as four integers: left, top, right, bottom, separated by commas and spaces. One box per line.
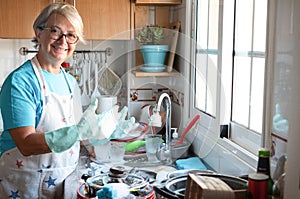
167, 169, 214, 179
154, 173, 248, 199
78, 166, 155, 198
78, 182, 155, 199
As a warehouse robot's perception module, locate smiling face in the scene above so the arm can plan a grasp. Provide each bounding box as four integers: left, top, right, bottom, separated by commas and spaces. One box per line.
35, 13, 77, 73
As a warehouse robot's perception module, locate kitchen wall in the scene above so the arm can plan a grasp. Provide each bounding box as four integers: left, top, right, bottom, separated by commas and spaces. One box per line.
0, 38, 132, 133
0, 39, 127, 85
273, 0, 300, 197
0, 37, 186, 131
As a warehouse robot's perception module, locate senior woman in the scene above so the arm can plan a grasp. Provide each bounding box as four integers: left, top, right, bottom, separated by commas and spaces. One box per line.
0, 3, 130, 198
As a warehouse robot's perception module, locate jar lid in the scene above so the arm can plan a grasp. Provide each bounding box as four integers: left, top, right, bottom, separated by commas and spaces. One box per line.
248, 173, 269, 181
258, 148, 270, 157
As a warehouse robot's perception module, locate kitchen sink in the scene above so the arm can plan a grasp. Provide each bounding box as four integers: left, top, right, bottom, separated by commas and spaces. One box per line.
123, 153, 167, 167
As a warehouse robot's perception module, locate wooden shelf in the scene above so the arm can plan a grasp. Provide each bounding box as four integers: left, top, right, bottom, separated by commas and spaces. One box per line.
133, 69, 180, 77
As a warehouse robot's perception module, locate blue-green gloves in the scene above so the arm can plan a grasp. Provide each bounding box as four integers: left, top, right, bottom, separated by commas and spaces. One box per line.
45, 98, 136, 153
273, 103, 289, 135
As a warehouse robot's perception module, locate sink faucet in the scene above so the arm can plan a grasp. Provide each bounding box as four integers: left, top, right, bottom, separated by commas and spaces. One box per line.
149, 93, 172, 164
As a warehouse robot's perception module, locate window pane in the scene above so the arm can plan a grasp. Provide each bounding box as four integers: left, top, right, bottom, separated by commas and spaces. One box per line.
253, 0, 268, 52
235, 0, 253, 52
197, 0, 209, 48
250, 58, 265, 132
232, 0, 267, 134
207, 54, 217, 116
195, 53, 207, 111
195, 0, 219, 117
208, 0, 219, 49
232, 57, 251, 126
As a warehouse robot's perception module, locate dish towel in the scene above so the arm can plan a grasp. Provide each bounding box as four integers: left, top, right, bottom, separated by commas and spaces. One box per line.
175, 157, 207, 170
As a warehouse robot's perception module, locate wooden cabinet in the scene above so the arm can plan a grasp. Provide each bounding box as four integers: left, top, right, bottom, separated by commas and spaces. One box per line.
0, 0, 133, 40
135, 0, 181, 5
74, 0, 133, 40
0, 0, 51, 39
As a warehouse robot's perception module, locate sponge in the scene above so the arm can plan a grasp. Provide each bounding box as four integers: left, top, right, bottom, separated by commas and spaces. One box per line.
125, 140, 146, 152
97, 185, 116, 199
175, 157, 207, 170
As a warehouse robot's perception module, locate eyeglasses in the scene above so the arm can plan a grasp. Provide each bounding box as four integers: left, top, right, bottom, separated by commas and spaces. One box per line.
39, 26, 79, 44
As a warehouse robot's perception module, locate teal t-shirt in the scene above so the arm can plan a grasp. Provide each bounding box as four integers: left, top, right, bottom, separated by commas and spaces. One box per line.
0, 60, 77, 157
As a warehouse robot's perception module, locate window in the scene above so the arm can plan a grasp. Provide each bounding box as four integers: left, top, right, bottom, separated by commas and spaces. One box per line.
194, 0, 219, 118
192, 0, 268, 154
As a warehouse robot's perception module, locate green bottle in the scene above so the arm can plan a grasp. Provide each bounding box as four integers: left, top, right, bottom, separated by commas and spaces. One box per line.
257, 148, 274, 198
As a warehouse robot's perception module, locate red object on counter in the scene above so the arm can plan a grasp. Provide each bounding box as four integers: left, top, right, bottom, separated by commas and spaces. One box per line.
77, 183, 96, 199
248, 173, 269, 199
61, 62, 70, 68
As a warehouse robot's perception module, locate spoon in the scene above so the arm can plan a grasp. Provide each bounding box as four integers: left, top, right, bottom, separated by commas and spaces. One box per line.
80, 55, 90, 107
91, 53, 101, 101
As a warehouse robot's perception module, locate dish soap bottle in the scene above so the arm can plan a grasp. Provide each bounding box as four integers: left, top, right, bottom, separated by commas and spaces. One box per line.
171, 128, 179, 145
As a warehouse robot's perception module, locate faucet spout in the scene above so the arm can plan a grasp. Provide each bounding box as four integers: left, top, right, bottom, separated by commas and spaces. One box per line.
155, 93, 172, 164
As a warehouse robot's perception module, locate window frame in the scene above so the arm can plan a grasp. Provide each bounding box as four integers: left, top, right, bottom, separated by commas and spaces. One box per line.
190, 0, 270, 157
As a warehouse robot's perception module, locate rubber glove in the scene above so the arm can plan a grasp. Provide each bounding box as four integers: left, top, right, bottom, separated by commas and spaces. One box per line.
273, 103, 289, 135
89, 107, 137, 145
45, 99, 118, 152
77, 99, 119, 141
45, 99, 138, 152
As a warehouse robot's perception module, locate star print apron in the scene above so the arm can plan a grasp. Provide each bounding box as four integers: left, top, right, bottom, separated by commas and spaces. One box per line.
0, 56, 81, 199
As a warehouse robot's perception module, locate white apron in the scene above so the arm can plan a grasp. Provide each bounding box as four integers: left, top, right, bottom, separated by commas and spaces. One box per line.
0, 57, 80, 199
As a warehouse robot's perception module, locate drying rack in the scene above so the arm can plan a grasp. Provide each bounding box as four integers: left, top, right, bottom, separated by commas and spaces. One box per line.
18, 46, 122, 102
18, 46, 113, 57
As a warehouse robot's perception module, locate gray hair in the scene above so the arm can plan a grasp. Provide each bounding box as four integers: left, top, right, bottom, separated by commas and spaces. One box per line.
32, 3, 85, 48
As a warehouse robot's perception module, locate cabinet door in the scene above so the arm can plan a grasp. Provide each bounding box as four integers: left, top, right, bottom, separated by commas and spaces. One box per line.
135, 0, 181, 5
75, 0, 132, 40
0, 0, 51, 39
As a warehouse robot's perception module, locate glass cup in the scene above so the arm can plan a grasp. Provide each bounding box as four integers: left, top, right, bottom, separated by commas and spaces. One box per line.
109, 141, 125, 163
145, 134, 162, 162
94, 141, 111, 163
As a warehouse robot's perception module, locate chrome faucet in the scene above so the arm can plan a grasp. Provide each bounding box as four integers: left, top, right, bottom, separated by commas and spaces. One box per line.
149, 93, 172, 164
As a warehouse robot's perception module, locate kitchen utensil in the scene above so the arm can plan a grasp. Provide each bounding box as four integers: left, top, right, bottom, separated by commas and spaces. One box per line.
90, 53, 101, 101
154, 173, 248, 199
93, 141, 111, 162
113, 122, 149, 143
172, 114, 200, 146
125, 140, 146, 152
84, 173, 147, 195
80, 56, 90, 107
167, 169, 214, 179
109, 141, 126, 163
97, 95, 117, 114
134, 169, 157, 184
170, 141, 191, 160
87, 56, 92, 96
145, 134, 163, 162
98, 61, 122, 96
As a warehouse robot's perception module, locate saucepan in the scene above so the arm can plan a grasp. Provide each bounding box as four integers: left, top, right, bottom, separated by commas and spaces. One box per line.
154, 172, 248, 199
